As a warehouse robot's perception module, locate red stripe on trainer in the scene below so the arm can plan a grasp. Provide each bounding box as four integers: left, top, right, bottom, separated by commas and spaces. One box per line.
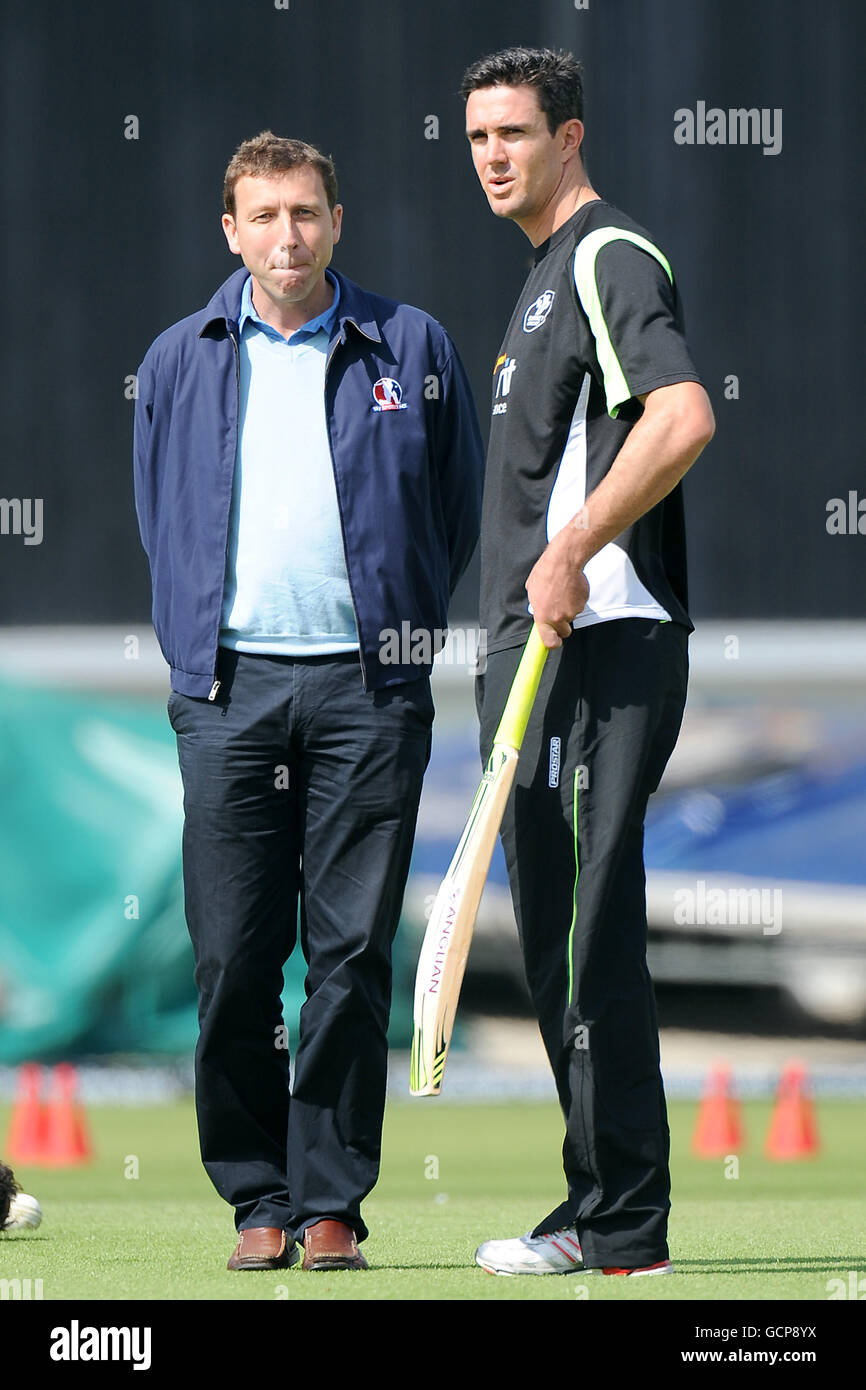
602, 1259, 671, 1276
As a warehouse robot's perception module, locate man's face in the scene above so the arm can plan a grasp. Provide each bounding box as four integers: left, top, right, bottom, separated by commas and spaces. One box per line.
465, 84, 578, 228
221, 166, 342, 309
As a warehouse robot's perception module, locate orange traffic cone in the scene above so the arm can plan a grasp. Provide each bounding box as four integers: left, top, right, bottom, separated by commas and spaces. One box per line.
41, 1063, 93, 1166
5, 1062, 48, 1164
764, 1061, 819, 1159
692, 1063, 743, 1156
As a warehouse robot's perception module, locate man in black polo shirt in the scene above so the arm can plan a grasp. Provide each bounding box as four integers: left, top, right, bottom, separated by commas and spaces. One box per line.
461, 47, 715, 1277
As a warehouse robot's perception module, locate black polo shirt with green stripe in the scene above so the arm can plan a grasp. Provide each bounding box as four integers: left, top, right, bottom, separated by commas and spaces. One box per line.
480, 199, 703, 655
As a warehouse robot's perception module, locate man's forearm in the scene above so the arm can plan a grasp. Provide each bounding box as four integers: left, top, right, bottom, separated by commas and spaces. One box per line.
526, 381, 715, 644
567, 382, 714, 569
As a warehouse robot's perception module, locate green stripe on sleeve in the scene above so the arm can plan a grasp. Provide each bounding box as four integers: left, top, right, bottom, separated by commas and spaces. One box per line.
572, 228, 673, 419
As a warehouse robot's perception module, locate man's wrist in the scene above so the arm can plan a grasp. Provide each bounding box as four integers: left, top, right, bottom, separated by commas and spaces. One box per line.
562, 510, 594, 570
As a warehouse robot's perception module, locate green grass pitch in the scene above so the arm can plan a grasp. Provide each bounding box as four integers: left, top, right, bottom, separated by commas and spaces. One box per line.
1, 1097, 865, 1301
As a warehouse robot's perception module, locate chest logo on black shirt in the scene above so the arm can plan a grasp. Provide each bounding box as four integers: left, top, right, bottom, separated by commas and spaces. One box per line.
492, 354, 517, 415
371, 377, 408, 412
522, 290, 556, 333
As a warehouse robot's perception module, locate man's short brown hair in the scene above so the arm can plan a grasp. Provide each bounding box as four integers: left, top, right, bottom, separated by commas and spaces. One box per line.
223, 131, 338, 217
460, 47, 584, 137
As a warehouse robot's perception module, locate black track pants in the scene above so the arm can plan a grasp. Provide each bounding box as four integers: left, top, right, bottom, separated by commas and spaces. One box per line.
477, 618, 688, 1268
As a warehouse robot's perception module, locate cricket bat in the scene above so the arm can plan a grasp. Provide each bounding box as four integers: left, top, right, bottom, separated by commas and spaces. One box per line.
410, 625, 549, 1096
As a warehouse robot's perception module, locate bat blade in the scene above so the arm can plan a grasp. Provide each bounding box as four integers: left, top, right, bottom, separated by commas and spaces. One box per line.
410, 627, 548, 1097
410, 746, 518, 1096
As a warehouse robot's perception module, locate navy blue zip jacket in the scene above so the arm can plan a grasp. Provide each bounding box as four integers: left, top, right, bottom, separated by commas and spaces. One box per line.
133, 267, 484, 696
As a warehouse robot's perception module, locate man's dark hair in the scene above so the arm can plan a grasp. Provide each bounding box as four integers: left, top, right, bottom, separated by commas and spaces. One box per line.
0, 1161, 19, 1230
460, 46, 584, 136
223, 131, 338, 217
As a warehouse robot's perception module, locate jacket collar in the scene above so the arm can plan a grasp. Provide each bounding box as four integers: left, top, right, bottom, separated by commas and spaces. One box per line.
197, 266, 382, 344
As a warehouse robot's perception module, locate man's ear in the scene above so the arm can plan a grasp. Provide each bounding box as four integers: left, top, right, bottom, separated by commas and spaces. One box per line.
561, 118, 585, 161
221, 213, 241, 256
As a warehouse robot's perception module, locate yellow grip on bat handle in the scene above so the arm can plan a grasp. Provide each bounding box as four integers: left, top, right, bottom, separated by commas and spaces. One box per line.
492, 625, 549, 753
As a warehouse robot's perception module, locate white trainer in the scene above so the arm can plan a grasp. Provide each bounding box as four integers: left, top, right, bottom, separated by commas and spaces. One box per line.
475, 1227, 584, 1276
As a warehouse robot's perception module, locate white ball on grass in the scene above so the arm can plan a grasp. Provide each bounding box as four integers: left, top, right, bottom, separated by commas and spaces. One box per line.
6, 1192, 42, 1229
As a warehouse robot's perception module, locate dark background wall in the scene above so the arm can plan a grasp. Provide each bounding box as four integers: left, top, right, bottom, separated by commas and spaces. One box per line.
0, 0, 861, 622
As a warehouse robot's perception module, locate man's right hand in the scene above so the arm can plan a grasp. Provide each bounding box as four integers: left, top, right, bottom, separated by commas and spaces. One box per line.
525, 533, 590, 648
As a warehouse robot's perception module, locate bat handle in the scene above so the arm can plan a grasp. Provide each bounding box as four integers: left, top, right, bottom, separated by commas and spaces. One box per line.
491, 625, 549, 753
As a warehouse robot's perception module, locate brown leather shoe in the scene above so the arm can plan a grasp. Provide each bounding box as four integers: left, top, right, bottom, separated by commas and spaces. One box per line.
227, 1227, 299, 1271
302, 1219, 368, 1271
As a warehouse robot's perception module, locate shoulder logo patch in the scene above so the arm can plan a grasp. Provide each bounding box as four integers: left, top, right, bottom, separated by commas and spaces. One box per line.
522, 290, 556, 333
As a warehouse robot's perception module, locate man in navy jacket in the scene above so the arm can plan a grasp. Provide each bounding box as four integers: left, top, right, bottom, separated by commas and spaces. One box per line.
133, 131, 483, 1272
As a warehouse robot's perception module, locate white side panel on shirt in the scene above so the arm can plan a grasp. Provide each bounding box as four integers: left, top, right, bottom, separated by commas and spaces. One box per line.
546, 372, 591, 543
544, 370, 670, 628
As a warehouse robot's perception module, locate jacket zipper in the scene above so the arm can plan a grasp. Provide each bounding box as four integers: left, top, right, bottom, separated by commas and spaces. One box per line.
324, 328, 368, 689
208, 323, 241, 701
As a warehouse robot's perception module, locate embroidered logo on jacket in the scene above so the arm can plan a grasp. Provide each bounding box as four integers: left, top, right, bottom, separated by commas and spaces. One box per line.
372, 378, 408, 412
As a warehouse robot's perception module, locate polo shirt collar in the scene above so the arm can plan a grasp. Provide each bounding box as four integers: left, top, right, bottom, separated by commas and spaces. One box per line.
198, 266, 381, 345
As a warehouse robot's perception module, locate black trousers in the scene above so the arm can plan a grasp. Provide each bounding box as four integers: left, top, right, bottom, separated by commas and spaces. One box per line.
477, 618, 688, 1268
169, 648, 433, 1243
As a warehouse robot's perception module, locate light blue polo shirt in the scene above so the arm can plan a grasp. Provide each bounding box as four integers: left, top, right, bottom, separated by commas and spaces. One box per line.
219, 270, 360, 655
